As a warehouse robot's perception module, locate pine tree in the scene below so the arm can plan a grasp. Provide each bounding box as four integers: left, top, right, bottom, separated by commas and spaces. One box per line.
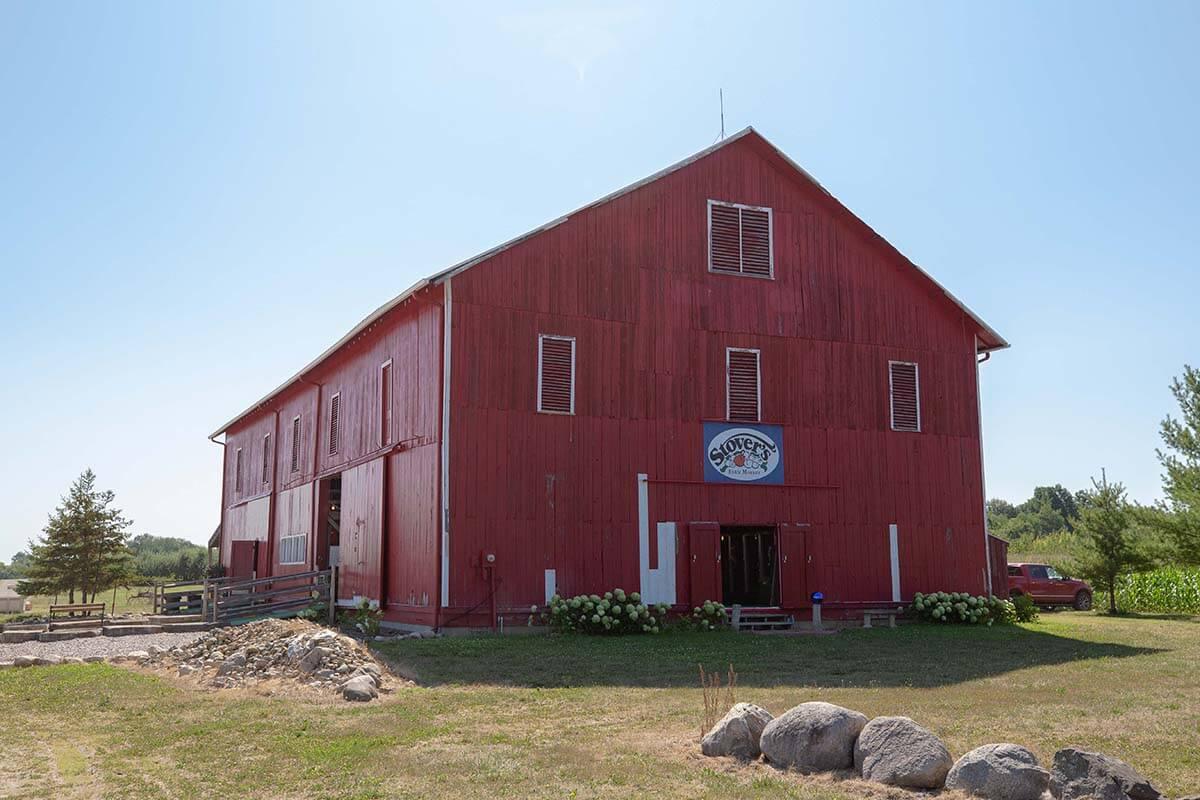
1157, 365, 1200, 562
1070, 472, 1154, 613
16, 470, 134, 603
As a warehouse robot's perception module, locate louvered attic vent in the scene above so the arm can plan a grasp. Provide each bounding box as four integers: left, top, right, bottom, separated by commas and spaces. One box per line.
889, 361, 921, 432
726, 348, 761, 422
538, 334, 575, 414
290, 416, 301, 473
709, 201, 773, 277
328, 393, 341, 455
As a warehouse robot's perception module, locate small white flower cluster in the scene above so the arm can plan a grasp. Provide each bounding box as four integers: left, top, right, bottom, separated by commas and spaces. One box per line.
546, 588, 670, 635
911, 591, 1015, 626
691, 600, 728, 631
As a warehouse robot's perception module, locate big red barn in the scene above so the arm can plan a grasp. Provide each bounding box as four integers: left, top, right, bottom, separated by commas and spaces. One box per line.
210, 128, 1008, 629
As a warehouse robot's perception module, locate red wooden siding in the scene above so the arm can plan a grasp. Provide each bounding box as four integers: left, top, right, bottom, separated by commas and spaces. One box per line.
445, 133, 991, 615
338, 457, 384, 602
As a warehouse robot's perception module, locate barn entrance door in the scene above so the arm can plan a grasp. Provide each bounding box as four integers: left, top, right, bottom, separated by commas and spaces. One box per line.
229, 540, 258, 580
688, 522, 721, 606
777, 523, 810, 608
720, 526, 778, 606
314, 475, 342, 570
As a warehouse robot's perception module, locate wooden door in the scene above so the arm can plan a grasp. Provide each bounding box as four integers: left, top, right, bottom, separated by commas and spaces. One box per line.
230, 540, 257, 580
688, 522, 721, 606
339, 458, 385, 603
778, 523, 810, 608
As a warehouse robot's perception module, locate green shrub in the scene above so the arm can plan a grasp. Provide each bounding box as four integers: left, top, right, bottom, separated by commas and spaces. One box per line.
1011, 593, 1040, 622
299, 601, 328, 623
546, 589, 669, 635
339, 598, 382, 639
1115, 567, 1200, 614
689, 600, 728, 631
911, 591, 1015, 626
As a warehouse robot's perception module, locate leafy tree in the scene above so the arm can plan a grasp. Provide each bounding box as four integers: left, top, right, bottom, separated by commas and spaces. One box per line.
127, 534, 207, 580
987, 498, 1018, 519
1069, 473, 1154, 613
1025, 485, 1081, 530
17, 470, 135, 603
1156, 365, 1200, 562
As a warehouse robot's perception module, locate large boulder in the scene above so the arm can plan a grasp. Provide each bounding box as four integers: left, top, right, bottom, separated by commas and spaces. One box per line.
1052, 747, 1163, 800
760, 701, 867, 773
853, 715, 953, 789
945, 743, 1050, 800
700, 703, 774, 760
342, 674, 378, 702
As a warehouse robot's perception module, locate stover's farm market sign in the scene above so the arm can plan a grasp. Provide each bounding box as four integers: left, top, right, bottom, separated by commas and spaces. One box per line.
703, 422, 784, 484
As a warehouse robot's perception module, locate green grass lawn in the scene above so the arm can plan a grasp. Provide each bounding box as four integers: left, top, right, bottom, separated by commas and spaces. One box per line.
1, 613, 1197, 799
0, 585, 158, 622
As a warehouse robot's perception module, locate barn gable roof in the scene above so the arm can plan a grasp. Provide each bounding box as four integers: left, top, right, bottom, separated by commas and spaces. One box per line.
211, 127, 1006, 438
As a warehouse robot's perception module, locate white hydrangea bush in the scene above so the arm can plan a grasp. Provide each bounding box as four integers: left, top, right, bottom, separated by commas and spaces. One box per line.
911, 591, 1016, 625
690, 600, 728, 631
545, 588, 670, 635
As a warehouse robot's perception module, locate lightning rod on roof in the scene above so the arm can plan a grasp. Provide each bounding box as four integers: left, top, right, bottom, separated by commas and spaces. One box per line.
719, 89, 725, 140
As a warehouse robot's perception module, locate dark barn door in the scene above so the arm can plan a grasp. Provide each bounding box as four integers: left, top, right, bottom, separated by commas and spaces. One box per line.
230, 540, 258, 580
720, 526, 778, 606
688, 522, 721, 606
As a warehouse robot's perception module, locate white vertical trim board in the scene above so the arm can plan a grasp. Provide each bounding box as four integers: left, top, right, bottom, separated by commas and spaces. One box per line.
889, 524, 901, 602
636, 472, 650, 597
544, 569, 557, 603
440, 279, 452, 608
650, 522, 678, 605
975, 336, 994, 595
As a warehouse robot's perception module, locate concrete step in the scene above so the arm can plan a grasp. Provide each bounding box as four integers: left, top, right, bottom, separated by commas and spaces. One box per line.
145, 614, 203, 624
2, 623, 47, 632
1, 630, 43, 643
39, 629, 101, 642
155, 621, 213, 633
101, 624, 164, 636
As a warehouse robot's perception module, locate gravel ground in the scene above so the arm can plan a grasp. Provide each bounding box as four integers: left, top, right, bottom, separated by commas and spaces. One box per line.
0, 631, 205, 660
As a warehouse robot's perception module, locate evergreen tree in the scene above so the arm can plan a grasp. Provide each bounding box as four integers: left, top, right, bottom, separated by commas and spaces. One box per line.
1070, 472, 1153, 613
16, 470, 134, 603
1157, 365, 1200, 562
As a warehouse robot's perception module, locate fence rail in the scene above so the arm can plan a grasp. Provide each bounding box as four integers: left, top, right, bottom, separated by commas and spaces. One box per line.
206, 569, 333, 624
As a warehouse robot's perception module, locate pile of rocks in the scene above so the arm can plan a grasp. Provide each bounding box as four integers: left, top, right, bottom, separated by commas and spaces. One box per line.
700, 701, 1178, 800
134, 619, 394, 702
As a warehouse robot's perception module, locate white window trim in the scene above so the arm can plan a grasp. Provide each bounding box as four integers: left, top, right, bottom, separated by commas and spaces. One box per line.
379, 358, 393, 448
725, 347, 762, 422
328, 392, 341, 455
537, 334, 576, 415
707, 199, 775, 279
278, 533, 307, 566
888, 360, 921, 433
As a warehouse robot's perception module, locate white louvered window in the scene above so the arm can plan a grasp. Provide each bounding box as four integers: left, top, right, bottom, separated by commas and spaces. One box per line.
708, 200, 773, 278
537, 334, 575, 414
290, 416, 301, 473
262, 433, 271, 486
234, 447, 244, 492
726, 348, 761, 422
380, 360, 393, 447
279, 533, 307, 566
889, 361, 921, 432
328, 393, 341, 455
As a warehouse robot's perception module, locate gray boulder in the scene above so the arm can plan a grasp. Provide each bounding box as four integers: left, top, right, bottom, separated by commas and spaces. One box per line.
126, 650, 151, 661
33, 655, 63, 666
853, 715, 953, 789
945, 743, 1050, 800
1052, 747, 1163, 800
760, 701, 868, 773
298, 646, 331, 674
13, 656, 36, 667
217, 652, 246, 675
700, 703, 774, 760
342, 674, 378, 702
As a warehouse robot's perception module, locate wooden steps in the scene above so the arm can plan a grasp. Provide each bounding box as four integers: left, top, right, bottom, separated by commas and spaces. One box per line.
729, 606, 795, 632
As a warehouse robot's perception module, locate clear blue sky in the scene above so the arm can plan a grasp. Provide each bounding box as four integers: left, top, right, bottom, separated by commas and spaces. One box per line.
2, 2, 1197, 557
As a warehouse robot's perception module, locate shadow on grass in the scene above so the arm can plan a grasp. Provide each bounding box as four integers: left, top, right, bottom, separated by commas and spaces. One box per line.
373, 623, 1165, 689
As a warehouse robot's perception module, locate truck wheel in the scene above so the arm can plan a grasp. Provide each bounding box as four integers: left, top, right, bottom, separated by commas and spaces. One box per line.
1073, 591, 1092, 611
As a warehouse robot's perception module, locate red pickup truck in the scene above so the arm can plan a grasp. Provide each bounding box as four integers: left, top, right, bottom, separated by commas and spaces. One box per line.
1007, 563, 1093, 610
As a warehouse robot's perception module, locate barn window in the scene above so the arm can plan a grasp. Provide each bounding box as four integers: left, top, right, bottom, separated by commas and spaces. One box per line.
537, 334, 575, 414
889, 361, 921, 432
234, 447, 244, 492
262, 433, 271, 486
328, 393, 341, 455
290, 416, 301, 473
279, 533, 307, 565
380, 360, 393, 447
726, 348, 761, 422
708, 200, 773, 278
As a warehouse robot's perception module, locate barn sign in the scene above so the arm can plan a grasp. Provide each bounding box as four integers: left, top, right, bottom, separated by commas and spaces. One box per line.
703, 422, 784, 484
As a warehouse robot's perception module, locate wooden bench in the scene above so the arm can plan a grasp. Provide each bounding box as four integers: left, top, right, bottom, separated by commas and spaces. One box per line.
48, 603, 106, 630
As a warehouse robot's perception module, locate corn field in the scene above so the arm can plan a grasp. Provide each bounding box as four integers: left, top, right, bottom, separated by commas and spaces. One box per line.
1114, 567, 1200, 614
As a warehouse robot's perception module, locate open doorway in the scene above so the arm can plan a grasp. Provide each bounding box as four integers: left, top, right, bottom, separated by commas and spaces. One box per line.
314, 475, 342, 570
720, 526, 779, 606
